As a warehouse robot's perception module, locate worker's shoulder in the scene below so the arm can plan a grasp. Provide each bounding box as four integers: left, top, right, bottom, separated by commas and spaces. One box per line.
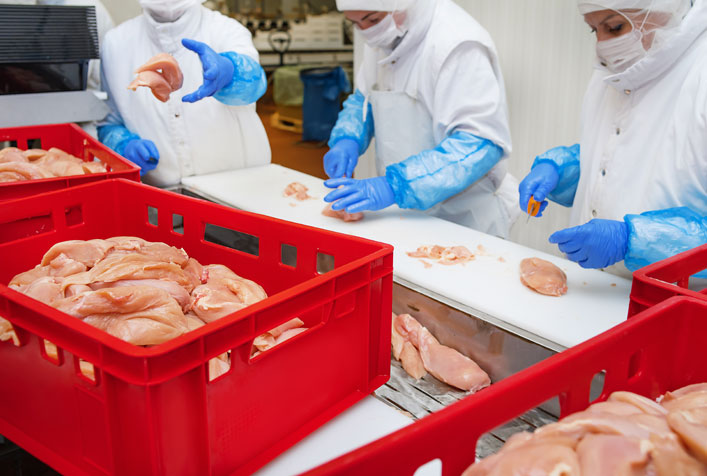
426, 0, 495, 56
200, 6, 252, 36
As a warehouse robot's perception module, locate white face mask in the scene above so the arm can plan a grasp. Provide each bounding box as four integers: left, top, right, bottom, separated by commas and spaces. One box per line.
139, 0, 198, 23
357, 14, 405, 51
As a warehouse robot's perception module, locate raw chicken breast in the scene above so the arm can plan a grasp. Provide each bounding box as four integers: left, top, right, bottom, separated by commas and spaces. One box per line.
647, 433, 707, 475
81, 161, 108, 174
470, 442, 580, 476
17, 276, 64, 304
252, 317, 307, 353
283, 182, 312, 200
52, 286, 188, 346
0, 161, 53, 182
31, 148, 85, 177
400, 341, 426, 380
392, 313, 489, 391
23, 149, 47, 160
0, 147, 29, 163
90, 278, 192, 312
0, 317, 19, 345
417, 327, 490, 392
41, 239, 115, 267
666, 407, 707, 464
105, 236, 189, 267
608, 391, 668, 416
391, 313, 405, 360
663, 383, 707, 402
520, 257, 568, 297
10, 253, 87, 287
183, 258, 206, 289
135, 53, 183, 90
322, 204, 364, 222
576, 434, 649, 476
191, 264, 267, 322
129, 53, 183, 102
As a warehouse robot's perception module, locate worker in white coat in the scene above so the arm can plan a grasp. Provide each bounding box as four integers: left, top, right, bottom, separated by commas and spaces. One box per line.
519, 0, 707, 278
98, 0, 270, 187
323, 0, 519, 237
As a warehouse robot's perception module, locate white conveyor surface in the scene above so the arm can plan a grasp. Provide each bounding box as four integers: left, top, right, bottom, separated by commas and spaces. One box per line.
182, 165, 632, 349
254, 396, 441, 476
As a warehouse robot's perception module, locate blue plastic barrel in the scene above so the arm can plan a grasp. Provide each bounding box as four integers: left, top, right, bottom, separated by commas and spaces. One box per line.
299, 66, 351, 142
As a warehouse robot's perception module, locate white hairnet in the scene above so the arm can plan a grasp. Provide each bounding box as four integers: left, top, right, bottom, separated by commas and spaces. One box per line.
577, 0, 691, 14
336, 0, 414, 11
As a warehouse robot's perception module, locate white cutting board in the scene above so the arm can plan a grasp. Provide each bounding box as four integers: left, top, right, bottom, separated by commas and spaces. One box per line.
182, 165, 632, 348
255, 396, 439, 476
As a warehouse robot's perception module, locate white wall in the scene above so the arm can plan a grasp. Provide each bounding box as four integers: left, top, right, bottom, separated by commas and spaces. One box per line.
454, 0, 596, 255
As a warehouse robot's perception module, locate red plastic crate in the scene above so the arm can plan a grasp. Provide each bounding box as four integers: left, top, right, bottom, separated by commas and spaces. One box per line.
629, 243, 707, 316
0, 179, 393, 476
305, 296, 707, 476
0, 123, 140, 200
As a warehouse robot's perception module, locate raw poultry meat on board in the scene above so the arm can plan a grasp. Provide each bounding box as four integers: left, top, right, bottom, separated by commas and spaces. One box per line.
406, 245, 475, 266
519, 257, 568, 297
283, 182, 313, 201
128, 53, 184, 102
0, 147, 107, 183
1, 237, 307, 379
463, 383, 707, 475
322, 203, 364, 222
392, 313, 490, 392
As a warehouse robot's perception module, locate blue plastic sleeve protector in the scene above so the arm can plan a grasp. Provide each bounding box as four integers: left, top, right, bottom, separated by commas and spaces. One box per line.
532, 143, 581, 207
213, 51, 267, 106
97, 124, 141, 156
624, 207, 707, 278
327, 89, 375, 155
385, 130, 503, 210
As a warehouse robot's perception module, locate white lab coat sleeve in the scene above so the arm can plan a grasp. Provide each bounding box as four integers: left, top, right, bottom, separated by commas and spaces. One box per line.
431, 42, 511, 154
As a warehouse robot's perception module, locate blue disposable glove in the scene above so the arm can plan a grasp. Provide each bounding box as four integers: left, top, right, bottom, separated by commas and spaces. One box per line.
324, 138, 359, 178
519, 162, 560, 217
123, 139, 159, 175
324, 176, 395, 213
181, 38, 235, 103
549, 219, 629, 269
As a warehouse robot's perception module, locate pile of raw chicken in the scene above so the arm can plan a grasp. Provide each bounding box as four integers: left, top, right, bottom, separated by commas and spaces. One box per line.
0, 237, 306, 379
0, 146, 107, 182
464, 383, 707, 475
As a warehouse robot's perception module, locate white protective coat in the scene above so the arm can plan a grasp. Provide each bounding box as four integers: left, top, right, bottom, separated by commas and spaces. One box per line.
100, 4, 270, 187
571, 0, 707, 229
356, 0, 518, 236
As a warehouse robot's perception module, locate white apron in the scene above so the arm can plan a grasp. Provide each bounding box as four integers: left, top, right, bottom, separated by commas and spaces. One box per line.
369, 88, 519, 238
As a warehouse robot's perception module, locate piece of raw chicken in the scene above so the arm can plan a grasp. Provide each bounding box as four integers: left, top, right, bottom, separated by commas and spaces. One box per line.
322, 203, 364, 222
191, 264, 268, 323
283, 182, 312, 201
128, 53, 183, 102
406, 245, 475, 266
520, 257, 568, 297
463, 384, 707, 475
0, 146, 106, 183
391, 313, 490, 392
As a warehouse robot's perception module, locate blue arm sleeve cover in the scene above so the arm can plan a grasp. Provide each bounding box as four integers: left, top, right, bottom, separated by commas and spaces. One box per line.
97, 124, 141, 156
327, 89, 375, 155
385, 130, 503, 210
532, 143, 581, 207
213, 51, 267, 106
624, 207, 707, 278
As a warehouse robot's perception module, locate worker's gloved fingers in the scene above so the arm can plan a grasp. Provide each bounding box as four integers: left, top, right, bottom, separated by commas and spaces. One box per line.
518, 175, 540, 211
182, 89, 204, 103
565, 248, 589, 265
556, 240, 582, 255
144, 141, 160, 161
346, 198, 373, 214
324, 186, 355, 203
181, 38, 206, 56
535, 201, 549, 217
136, 142, 152, 163
345, 157, 357, 178
331, 191, 365, 210
324, 177, 354, 190
548, 227, 578, 245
